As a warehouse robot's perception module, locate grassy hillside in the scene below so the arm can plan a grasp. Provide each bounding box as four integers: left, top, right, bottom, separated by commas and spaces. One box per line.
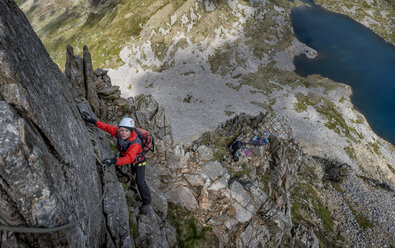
20, 0, 394, 71
20, 0, 187, 70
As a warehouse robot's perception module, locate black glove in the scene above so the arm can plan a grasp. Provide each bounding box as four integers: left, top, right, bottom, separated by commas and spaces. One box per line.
102, 157, 117, 168
82, 111, 97, 124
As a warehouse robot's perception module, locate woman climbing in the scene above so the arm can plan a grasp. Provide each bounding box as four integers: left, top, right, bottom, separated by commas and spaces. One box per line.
82, 111, 151, 214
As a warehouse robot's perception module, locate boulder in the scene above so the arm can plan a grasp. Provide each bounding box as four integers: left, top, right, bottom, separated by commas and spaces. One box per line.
136, 209, 176, 248
204, 161, 226, 181
165, 186, 199, 210
197, 145, 214, 162
229, 181, 252, 207
149, 183, 168, 217
98, 86, 120, 96
233, 202, 253, 223
94, 68, 108, 77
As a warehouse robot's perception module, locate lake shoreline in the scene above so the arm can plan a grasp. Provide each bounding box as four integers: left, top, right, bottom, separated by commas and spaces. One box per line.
291, 4, 395, 146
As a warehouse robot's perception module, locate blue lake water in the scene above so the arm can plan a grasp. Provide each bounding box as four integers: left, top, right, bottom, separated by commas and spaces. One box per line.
291, 6, 395, 145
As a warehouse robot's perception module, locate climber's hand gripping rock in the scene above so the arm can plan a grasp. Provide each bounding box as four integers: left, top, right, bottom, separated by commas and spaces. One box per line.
102, 157, 117, 168
82, 111, 97, 124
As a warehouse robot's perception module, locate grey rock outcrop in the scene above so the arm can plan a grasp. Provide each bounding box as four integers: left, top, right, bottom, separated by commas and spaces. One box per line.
66, 55, 179, 247
0, 1, 129, 247
64, 42, 178, 246
134, 107, 394, 247
65, 45, 86, 98
148, 112, 302, 246
83, 45, 101, 114
98, 86, 121, 99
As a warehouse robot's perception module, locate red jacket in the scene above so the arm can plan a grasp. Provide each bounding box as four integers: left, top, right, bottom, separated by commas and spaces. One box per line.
96, 121, 142, 166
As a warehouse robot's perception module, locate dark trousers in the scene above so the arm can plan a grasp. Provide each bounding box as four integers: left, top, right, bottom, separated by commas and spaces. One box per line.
131, 165, 151, 205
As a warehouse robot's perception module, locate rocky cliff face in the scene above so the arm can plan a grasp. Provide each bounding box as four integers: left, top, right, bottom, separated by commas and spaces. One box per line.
0, 1, 129, 247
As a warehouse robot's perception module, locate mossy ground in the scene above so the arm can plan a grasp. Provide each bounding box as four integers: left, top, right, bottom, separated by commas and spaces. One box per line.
291, 162, 345, 247
344, 145, 356, 160
344, 199, 373, 230
293, 92, 322, 113
387, 163, 395, 175
21, 0, 177, 70
201, 131, 237, 163
167, 203, 219, 248
314, 99, 363, 142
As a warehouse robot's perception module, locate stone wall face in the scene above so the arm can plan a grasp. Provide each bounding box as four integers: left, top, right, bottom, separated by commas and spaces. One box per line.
0, 1, 129, 247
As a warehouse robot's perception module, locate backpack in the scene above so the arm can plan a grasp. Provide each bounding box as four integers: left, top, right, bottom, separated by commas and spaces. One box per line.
133, 127, 154, 155
230, 140, 244, 162
129, 127, 154, 165
117, 127, 154, 165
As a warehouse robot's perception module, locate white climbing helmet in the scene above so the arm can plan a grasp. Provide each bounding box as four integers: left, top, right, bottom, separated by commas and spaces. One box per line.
119, 117, 135, 129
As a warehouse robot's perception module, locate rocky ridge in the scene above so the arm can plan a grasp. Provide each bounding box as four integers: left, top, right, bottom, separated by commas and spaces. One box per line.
65, 45, 394, 247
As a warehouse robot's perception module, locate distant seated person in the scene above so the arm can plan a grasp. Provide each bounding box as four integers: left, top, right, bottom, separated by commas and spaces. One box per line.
82, 111, 151, 214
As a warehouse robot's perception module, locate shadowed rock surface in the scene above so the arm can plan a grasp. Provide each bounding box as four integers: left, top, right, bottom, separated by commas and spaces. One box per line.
0, 1, 129, 247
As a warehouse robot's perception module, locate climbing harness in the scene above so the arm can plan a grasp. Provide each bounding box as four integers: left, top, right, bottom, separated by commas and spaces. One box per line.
0, 154, 113, 234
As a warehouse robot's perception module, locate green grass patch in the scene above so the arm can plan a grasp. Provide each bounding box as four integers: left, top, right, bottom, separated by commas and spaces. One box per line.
330, 181, 344, 194
128, 212, 138, 237
28, 0, 173, 70
213, 149, 226, 162
233, 163, 249, 179
200, 131, 236, 163
122, 102, 130, 112
241, 67, 286, 94
260, 170, 271, 195
291, 161, 345, 246
368, 142, 381, 155
346, 201, 373, 230
167, 203, 218, 247
183, 95, 193, 103
315, 100, 361, 142
314, 202, 333, 231
39, 11, 80, 36
344, 145, 356, 160
294, 92, 322, 113
351, 115, 364, 124
15, 0, 27, 6
145, 83, 154, 88
294, 101, 307, 113
291, 182, 334, 232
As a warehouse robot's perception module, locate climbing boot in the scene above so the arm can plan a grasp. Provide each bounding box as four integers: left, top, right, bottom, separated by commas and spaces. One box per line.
140, 204, 150, 214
